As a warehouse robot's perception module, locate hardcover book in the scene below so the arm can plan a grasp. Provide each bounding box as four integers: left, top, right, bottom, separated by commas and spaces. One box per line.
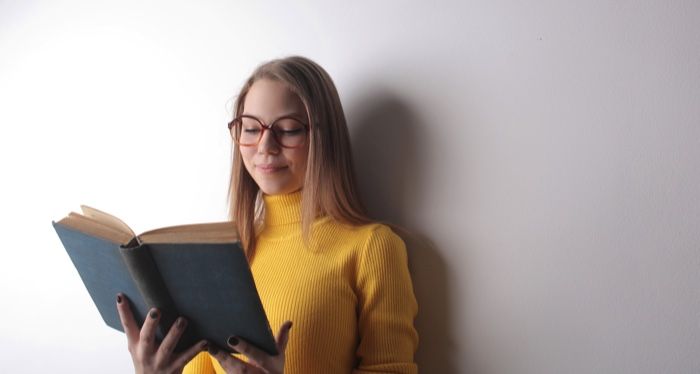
52, 205, 277, 355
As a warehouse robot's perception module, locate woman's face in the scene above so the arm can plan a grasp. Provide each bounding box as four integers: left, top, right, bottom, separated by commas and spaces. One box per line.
239, 79, 310, 195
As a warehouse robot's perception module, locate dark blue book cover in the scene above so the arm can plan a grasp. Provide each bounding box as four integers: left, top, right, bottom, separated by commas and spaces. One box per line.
52, 221, 278, 355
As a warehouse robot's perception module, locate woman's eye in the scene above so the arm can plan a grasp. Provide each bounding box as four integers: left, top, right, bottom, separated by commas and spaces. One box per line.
275, 120, 305, 135
278, 128, 304, 136
243, 128, 261, 134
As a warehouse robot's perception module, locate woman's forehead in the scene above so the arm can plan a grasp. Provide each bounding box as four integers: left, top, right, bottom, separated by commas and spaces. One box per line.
243, 79, 306, 118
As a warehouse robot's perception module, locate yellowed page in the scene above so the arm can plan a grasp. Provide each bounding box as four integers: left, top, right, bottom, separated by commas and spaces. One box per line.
57, 213, 134, 244
139, 222, 238, 244
58, 207, 238, 245
80, 205, 136, 238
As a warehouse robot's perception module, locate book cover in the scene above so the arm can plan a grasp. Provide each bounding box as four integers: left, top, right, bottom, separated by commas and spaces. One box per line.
52, 208, 278, 355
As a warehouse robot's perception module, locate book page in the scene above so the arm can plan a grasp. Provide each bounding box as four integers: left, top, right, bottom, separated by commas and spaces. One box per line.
139, 222, 239, 244
80, 205, 136, 238
57, 213, 135, 244
56, 207, 238, 245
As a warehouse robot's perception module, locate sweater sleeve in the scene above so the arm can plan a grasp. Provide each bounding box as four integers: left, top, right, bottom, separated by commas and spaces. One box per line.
353, 225, 419, 374
183, 351, 216, 374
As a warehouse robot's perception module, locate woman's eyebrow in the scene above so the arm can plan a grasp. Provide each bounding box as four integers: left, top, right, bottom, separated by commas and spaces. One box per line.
241, 112, 306, 120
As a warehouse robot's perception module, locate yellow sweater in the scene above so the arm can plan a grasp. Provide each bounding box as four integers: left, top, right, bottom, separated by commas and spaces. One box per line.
183, 191, 418, 373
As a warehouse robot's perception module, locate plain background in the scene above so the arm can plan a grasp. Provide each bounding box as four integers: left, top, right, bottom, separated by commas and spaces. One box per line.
1, 1, 698, 373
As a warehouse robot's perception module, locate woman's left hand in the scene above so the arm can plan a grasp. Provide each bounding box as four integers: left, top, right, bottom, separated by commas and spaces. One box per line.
208, 321, 293, 374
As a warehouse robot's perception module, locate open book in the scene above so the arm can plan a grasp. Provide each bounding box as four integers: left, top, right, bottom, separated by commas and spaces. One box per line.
53, 206, 277, 355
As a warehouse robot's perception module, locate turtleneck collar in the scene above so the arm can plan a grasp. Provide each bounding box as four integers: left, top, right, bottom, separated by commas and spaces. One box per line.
263, 190, 303, 227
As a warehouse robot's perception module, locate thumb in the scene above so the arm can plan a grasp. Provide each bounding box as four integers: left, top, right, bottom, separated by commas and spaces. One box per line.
276, 321, 293, 352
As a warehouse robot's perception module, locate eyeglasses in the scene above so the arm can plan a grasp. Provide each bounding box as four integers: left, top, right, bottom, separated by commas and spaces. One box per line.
228, 114, 310, 148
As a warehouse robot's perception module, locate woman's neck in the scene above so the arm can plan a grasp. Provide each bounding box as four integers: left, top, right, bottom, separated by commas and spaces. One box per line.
262, 190, 303, 227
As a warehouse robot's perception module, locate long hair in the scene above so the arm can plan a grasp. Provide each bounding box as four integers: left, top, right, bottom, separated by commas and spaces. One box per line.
228, 56, 370, 258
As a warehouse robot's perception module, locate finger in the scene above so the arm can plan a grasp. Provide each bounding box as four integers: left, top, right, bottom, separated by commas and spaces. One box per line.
170, 340, 209, 370
139, 307, 161, 353
115, 293, 139, 346
227, 336, 268, 367
208, 344, 258, 373
275, 321, 293, 353
155, 316, 188, 362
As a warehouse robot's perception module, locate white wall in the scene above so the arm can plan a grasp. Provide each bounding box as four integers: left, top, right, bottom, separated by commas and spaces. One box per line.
1, 1, 698, 373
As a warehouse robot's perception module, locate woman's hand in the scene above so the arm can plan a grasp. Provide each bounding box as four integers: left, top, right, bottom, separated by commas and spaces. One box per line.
208, 321, 293, 374
116, 293, 208, 374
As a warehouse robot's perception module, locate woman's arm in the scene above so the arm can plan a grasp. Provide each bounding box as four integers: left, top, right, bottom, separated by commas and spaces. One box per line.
353, 225, 419, 374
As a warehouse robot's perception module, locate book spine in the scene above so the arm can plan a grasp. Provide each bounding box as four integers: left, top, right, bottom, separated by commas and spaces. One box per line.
119, 244, 180, 344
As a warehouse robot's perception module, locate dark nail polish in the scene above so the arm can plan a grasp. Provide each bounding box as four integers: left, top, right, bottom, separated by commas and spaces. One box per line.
201, 341, 209, 351
208, 345, 219, 355
116, 295, 122, 304
149, 309, 159, 319
227, 336, 239, 346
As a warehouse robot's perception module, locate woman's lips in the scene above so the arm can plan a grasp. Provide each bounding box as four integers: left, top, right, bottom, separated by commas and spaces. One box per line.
257, 164, 287, 173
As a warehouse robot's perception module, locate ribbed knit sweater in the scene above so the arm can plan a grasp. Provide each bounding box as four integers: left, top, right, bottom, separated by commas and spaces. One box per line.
183, 191, 418, 373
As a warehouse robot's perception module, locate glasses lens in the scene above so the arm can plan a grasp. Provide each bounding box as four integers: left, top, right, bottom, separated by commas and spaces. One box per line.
237, 117, 263, 145
272, 118, 307, 147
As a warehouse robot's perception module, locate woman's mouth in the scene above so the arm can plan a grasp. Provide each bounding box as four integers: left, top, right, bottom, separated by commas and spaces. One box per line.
257, 164, 287, 173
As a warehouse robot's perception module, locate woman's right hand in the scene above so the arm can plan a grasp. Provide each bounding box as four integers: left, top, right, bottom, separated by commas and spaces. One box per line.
116, 293, 208, 374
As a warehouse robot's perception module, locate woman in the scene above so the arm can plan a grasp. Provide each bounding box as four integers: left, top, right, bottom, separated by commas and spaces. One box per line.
116, 56, 418, 373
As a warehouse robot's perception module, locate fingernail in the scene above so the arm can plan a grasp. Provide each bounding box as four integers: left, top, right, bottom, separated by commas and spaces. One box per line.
207, 345, 219, 355
289, 322, 293, 329
149, 309, 159, 319
227, 336, 239, 346
116, 294, 122, 304
201, 341, 209, 351
177, 317, 187, 328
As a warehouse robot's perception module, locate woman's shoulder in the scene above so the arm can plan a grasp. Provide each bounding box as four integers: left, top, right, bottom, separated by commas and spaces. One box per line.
359, 222, 404, 244
319, 218, 406, 253
323, 217, 402, 241
349, 222, 412, 281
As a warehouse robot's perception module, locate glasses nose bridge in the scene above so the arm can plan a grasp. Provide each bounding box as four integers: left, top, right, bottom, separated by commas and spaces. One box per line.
256, 121, 281, 149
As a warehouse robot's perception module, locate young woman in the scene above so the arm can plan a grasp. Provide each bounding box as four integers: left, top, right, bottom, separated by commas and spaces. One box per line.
116, 56, 418, 374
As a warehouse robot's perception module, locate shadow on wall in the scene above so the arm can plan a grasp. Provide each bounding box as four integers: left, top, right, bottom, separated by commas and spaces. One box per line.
348, 90, 457, 374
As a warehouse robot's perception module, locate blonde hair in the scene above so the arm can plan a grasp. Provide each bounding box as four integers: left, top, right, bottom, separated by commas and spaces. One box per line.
228, 56, 370, 258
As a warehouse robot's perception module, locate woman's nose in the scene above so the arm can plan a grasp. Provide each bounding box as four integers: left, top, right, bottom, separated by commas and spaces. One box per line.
257, 129, 280, 154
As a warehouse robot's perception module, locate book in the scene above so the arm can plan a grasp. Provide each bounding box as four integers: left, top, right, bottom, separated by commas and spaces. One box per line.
52, 205, 278, 355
